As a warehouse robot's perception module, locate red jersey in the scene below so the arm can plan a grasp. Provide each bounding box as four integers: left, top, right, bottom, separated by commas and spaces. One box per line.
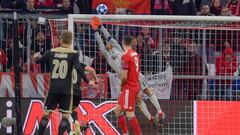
121, 49, 140, 89
227, 2, 240, 16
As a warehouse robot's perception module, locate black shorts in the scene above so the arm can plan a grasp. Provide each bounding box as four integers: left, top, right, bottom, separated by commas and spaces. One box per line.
72, 89, 82, 110
44, 93, 73, 113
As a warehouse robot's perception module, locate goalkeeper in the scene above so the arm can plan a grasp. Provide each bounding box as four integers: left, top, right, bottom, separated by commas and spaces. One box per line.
90, 16, 165, 126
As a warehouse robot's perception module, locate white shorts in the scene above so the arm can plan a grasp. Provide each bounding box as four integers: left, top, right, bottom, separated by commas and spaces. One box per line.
139, 73, 149, 91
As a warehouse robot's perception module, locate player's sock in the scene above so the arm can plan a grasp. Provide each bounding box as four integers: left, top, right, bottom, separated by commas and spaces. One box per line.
149, 94, 162, 113
129, 117, 142, 135
138, 100, 152, 120
58, 117, 71, 135
71, 110, 78, 122
118, 114, 128, 134
38, 117, 48, 135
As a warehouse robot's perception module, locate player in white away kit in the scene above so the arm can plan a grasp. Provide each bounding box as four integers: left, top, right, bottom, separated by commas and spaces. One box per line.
91, 17, 166, 127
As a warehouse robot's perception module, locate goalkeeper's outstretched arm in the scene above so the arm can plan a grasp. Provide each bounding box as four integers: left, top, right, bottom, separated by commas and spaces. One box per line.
94, 31, 108, 58
100, 25, 123, 53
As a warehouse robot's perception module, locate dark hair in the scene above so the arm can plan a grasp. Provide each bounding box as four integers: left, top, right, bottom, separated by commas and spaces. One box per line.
122, 36, 133, 46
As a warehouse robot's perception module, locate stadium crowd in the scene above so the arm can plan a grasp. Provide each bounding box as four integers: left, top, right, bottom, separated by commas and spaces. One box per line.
0, 0, 239, 16
0, 0, 240, 100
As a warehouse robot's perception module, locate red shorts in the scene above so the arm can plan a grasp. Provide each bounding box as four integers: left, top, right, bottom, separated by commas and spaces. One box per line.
118, 85, 139, 112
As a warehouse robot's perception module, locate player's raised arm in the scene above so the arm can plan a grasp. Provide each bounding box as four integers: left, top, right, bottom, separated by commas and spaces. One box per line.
91, 16, 123, 52
100, 25, 123, 52
90, 18, 108, 58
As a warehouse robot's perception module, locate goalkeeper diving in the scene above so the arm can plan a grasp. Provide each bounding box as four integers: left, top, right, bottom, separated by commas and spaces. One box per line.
90, 16, 166, 127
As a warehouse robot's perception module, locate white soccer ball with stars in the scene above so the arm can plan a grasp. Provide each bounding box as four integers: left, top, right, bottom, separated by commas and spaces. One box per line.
96, 4, 108, 15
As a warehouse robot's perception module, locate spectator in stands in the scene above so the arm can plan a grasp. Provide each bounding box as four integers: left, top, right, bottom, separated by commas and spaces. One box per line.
151, 0, 172, 15
215, 47, 237, 100
221, 7, 232, 15
210, 0, 222, 15
22, 51, 41, 73
10, 56, 24, 72
58, 0, 73, 14
76, 0, 92, 14
0, 49, 7, 72
0, 0, 16, 9
6, 38, 25, 71
35, 0, 55, 9
199, 0, 229, 9
6, 39, 13, 70
227, 0, 240, 16
31, 31, 50, 72
195, 0, 203, 11
185, 40, 203, 100
198, 4, 214, 15
31, 31, 50, 54
136, 27, 157, 73
20, 0, 38, 14
169, 36, 203, 100
172, 0, 196, 15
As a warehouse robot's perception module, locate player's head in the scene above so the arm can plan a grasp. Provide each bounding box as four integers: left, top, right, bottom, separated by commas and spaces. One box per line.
60, 30, 72, 47
122, 35, 133, 51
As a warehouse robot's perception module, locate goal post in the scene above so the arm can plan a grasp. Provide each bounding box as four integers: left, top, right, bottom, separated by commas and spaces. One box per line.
68, 14, 240, 21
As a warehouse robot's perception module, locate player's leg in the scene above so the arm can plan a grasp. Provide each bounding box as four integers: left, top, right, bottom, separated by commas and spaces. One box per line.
71, 93, 87, 135
58, 113, 71, 135
143, 88, 166, 120
125, 111, 142, 135
114, 105, 128, 135
71, 94, 81, 122
38, 93, 57, 135
58, 94, 73, 135
139, 73, 165, 119
115, 89, 129, 135
125, 89, 142, 135
38, 111, 51, 135
137, 74, 155, 122
136, 93, 152, 121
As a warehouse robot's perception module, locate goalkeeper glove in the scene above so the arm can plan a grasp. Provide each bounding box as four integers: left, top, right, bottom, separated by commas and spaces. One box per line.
91, 16, 102, 31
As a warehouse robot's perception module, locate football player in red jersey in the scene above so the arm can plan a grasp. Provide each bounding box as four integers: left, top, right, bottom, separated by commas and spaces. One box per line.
114, 36, 142, 135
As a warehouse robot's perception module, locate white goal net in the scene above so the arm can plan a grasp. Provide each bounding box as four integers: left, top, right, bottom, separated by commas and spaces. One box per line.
47, 15, 240, 135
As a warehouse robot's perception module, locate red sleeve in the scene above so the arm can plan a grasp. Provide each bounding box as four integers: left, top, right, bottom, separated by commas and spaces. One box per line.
230, 57, 238, 73
36, 64, 41, 73
121, 54, 129, 70
0, 50, 7, 66
227, 3, 230, 9
215, 57, 223, 75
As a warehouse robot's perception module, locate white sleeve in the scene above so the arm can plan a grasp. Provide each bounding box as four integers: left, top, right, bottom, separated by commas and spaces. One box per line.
95, 31, 108, 58
100, 26, 124, 53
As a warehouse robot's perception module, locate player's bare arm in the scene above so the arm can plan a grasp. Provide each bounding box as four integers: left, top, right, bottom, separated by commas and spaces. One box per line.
74, 56, 96, 88
84, 66, 99, 84
121, 69, 128, 87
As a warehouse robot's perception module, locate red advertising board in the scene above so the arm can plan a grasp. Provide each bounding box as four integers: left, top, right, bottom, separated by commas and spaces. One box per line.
92, 0, 151, 14
0, 99, 192, 135
196, 101, 240, 135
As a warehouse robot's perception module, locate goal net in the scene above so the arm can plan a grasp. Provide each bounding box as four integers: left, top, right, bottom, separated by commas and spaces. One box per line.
48, 15, 240, 135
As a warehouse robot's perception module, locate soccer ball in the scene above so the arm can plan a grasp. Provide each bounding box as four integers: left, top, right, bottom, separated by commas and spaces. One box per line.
96, 4, 108, 15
